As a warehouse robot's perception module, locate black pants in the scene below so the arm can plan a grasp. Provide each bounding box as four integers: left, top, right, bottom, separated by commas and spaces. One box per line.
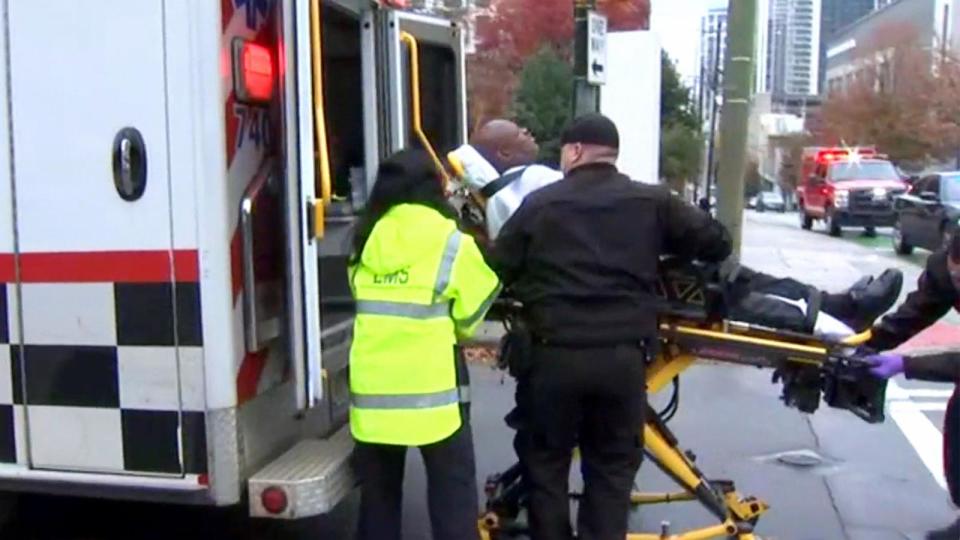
353, 422, 480, 540
515, 343, 645, 540
727, 266, 854, 333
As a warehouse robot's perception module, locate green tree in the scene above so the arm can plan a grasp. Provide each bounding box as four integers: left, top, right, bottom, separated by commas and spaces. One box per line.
660, 123, 703, 193
659, 52, 701, 192
660, 52, 698, 131
512, 46, 573, 166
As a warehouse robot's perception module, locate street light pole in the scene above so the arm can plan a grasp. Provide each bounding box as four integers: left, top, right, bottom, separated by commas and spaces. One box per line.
573, 0, 600, 116
704, 17, 723, 207
715, 0, 757, 260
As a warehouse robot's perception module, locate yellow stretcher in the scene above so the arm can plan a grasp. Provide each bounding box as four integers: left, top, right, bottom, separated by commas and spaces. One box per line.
477, 261, 887, 540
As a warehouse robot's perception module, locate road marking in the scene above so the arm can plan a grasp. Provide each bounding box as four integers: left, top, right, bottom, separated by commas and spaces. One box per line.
887, 380, 947, 489
890, 401, 947, 412
898, 388, 954, 399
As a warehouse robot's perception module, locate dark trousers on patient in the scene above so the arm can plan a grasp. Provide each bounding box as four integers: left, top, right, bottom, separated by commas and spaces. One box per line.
515, 343, 645, 540
726, 266, 856, 332
353, 422, 480, 540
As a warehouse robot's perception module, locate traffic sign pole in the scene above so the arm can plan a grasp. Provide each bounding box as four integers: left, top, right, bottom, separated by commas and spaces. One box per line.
573, 0, 602, 117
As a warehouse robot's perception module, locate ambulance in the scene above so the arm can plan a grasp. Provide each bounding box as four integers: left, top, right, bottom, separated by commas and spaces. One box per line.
0, 0, 466, 520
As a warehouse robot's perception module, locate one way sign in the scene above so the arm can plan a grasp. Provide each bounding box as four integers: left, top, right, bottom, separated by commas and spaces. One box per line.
587, 11, 608, 85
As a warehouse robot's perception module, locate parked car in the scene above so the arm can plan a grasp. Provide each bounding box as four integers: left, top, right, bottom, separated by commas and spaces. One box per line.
756, 191, 785, 212
892, 171, 960, 255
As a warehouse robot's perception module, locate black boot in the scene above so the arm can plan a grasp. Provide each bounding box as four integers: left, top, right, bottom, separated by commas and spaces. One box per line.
836, 269, 904, 331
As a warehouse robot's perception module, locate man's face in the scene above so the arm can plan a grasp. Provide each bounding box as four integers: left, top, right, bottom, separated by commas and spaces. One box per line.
499, 123, 540, 168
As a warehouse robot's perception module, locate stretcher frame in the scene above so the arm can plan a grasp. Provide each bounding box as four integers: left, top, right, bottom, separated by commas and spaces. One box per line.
477, 316, 875, 540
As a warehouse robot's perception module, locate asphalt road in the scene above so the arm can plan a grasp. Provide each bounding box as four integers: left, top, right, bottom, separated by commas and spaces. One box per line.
3, 211, 959, 540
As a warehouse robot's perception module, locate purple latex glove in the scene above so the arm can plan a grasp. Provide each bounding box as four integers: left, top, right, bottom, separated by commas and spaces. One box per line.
865, 353, 905, 379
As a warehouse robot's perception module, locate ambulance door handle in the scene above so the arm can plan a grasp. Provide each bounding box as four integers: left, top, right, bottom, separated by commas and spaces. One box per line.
112, 127, 147, 202
240, 161, 274, 354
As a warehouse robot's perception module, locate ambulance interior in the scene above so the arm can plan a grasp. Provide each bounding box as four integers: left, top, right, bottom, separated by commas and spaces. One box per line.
321, 5, 364, 211
315, 2, 465, 335
316, 3, 361, 330
403, 42, 461, 158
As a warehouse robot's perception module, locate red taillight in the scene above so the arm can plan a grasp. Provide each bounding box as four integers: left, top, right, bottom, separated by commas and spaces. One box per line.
234, 39, 274, 103
261, 487, 288, 514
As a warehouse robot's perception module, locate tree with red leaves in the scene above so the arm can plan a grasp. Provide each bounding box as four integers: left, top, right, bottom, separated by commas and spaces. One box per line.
468, 0, 650, 128
820, 21, 960, 165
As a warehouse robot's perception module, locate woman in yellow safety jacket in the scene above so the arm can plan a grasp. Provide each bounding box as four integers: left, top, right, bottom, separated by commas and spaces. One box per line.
348, 149, 501, 540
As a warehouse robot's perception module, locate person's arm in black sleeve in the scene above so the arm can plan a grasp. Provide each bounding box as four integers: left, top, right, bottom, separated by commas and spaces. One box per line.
489, 201, 533, 287
903, 348, 960, 383
869, 251, 955, 351
659, 192, 733, 263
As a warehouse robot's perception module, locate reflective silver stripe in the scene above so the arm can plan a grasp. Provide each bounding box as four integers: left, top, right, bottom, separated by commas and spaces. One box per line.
458, 385, 470, 404
351, 388, 460, 410
457, 283, 503, 328
356, 300, 449, 319
433, 230, 462, 302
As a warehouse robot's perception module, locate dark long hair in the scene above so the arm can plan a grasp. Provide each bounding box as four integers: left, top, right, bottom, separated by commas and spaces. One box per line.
350, 149, 457, 265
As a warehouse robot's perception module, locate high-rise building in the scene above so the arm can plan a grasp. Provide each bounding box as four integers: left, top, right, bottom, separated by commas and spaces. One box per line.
818, 0, 874, 90
767, 0, 788, 96
785, 0, 821, 95
696, 3, 773, 96
756, 0, 770, 94
696, 7, 728, 125
698, 7, 728, 88
766, 0, 821, 97
826, 0, 954, 95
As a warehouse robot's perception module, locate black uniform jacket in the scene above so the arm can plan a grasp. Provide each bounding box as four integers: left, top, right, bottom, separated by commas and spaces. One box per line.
868, 249, 960, 382
491, 162, 732, 346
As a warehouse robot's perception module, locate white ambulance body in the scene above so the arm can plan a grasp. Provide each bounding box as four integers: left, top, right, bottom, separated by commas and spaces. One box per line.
0, 0, 466, 519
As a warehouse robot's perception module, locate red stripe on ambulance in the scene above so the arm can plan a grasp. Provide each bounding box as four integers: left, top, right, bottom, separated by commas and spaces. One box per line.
0, 250, 199, 284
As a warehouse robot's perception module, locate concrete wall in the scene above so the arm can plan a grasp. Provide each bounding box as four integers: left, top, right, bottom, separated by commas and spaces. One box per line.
600, 31, 661, 184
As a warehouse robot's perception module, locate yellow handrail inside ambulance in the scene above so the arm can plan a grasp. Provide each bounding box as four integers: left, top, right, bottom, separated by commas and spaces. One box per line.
309, 0, 332, 238
400, 31, 452, 187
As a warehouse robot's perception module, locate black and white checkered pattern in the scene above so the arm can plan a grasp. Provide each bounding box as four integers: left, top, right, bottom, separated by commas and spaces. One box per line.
0, 281, 207, 475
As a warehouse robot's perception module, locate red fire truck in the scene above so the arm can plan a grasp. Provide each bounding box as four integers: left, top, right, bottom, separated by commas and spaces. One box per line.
796, 147, 909, 237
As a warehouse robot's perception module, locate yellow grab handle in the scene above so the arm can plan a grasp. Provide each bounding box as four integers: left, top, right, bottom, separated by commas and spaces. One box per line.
400, 32, 451, 186
841, 328, 873, 347
309, 0, 332, 216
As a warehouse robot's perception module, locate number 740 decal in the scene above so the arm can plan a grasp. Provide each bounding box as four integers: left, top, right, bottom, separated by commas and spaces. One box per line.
234, 104, 272, 152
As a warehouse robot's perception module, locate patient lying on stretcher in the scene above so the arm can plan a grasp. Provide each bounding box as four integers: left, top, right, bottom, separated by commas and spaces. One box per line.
448, 141, 903, 342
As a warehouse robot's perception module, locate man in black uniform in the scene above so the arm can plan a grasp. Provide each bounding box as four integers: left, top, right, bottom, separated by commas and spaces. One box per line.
864, 230, 960, 537
491, 114, 733, 540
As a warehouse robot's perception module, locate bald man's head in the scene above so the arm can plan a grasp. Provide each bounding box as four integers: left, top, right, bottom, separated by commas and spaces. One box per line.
469, 119, 540, 173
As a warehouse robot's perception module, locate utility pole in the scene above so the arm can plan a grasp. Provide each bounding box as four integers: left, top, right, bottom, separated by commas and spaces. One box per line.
715, 0, 757, 260
694, 70, 704, 202
694, 25, 706, 203
573, 0, 600, 116
704, 17, 723, 208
